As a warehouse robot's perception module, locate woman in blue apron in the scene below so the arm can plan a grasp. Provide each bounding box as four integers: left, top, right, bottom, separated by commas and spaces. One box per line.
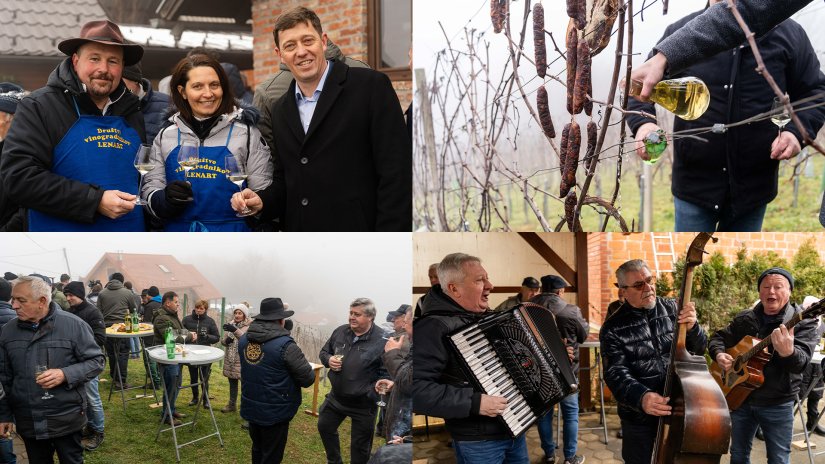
140, 54, 273, 232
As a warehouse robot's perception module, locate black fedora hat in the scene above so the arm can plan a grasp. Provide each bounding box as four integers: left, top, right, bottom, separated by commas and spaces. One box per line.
58, 20, 144, 66
254, 297, 294, 321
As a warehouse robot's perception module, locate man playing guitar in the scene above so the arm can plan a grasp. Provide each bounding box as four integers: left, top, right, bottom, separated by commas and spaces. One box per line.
709, 268, 820, 464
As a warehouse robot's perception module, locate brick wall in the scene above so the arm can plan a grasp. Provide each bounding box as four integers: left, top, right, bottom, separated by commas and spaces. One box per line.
589, 232, 825, 328
251, 0, 411, 109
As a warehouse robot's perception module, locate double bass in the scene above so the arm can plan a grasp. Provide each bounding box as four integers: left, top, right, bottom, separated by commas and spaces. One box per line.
651, 233, 731, 464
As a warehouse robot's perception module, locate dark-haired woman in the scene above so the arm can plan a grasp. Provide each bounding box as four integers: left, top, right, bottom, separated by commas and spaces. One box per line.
141, 54, 271, 231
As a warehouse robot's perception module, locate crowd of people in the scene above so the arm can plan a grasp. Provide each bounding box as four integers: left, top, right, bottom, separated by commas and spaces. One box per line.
0, 6, 411, 232
0, 270, 413, 464
413, 252, 825, 464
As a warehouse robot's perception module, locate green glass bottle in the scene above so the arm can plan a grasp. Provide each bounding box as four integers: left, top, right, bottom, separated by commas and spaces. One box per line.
643, 129, 668, 165
165, 326, 175, 359
132, 310, 140, 333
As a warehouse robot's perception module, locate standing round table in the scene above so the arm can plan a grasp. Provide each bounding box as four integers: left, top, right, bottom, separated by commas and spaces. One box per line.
147, 344, 224, 462
104, 323, 159, 411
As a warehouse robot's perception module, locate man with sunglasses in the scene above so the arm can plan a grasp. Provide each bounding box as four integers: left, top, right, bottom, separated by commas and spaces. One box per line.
599, 259, 707, 464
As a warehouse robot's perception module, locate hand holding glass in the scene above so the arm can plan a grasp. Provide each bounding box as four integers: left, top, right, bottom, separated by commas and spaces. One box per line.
225, 154, 253, 217
771, 96, 791, 136
133, 144, 155, 206
376, 381, 388, 407
35, 365, 54, 400
331, 344, 345, 372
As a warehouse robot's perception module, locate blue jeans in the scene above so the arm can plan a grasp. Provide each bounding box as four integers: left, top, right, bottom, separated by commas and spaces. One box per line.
160, 364, 180, 419
453, 435, 529, 464
537, 393, 579, 459
129, 337, 139, 356
0, 436, 15, 464
85, 376, 104, 433
674, 197, 767, 232
730, 400, 794, 464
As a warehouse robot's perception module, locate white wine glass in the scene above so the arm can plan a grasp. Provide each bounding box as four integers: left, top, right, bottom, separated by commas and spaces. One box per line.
133, 144, 155, 206
332, 344, 345, 372
770, 96, 790, 137
177, 141, 199, 178
225, 154, 253, 217
35, 351, 54, 400
376, 381, 388, 407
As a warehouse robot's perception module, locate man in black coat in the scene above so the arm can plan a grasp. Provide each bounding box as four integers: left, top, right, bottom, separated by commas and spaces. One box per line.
709, 268, 818, 463
0, 20, 147, 231
530, 275, 588, 464
413, 253, 529, 464
181, 300, 219, 408
63, 281, 106, 451
600, 260, 706, 464
626, 0, 825, 232
241, 6, 411, 231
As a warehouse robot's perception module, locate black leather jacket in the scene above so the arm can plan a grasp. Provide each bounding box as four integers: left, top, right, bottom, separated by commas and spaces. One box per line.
600, 297, 707, 425
708, 301, 817, 406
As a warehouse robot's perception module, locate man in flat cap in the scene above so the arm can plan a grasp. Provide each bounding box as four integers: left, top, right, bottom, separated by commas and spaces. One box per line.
238, 298, 314, 463
531, 275, 588, 464
0, 20, 147, 231
709, 267, 819, 464
494, 277, 540, 312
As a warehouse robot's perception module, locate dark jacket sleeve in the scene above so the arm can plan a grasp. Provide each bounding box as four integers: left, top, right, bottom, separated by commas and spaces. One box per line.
601, 324, 651, 412
202, 317, 220, 346
708, 310, 749, 360
655, 0, 815, 73
369, 72, 412, 232
411, 317, 477, 419
779, 23, 825, 147
383, 346, 412, 395
774, 316, 816, 374
0, 96, 104, 223
319, 329, 335, 367
62, 322, 105, 389
89, 308, 106, 349
283, 342, 315, 387
0, 339, 12, 422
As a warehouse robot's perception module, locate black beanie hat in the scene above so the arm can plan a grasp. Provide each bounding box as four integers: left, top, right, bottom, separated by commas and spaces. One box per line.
63, 281, 86, 299
757, 267, 794, 291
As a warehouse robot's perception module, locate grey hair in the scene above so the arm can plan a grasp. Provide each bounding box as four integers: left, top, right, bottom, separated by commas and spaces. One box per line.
12, 275, 52, 304
350, 297, 376, 318
615, 259, 651, 287
437, 253, 482, 287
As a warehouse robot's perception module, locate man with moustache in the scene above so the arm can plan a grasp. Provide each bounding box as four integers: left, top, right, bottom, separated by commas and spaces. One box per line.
318, 298, 391, 464
709, 268, 818, 464
237, 6, 411, 231
0, 20, 146, 231
413, 253, 528, 463
599, 259, 707, 464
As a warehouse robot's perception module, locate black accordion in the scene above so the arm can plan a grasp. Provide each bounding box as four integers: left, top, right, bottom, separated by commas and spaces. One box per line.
447, 302, 578, 437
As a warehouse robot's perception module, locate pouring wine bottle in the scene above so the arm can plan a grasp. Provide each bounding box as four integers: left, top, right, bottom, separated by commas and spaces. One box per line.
629, 77, 710, 121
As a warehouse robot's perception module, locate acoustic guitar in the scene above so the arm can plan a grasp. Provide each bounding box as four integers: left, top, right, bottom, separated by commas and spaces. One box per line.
710, 298, 825, 411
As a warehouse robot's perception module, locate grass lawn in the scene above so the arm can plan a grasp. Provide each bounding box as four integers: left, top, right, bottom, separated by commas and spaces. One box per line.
85, 354, 382, 464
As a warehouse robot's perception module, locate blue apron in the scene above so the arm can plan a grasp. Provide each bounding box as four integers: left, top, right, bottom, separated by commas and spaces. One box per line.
163, 124, 250, 232
28, 98, 145, 231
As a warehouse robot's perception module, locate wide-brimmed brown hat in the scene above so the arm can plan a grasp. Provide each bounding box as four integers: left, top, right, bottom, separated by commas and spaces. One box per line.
58, 20, 143, 66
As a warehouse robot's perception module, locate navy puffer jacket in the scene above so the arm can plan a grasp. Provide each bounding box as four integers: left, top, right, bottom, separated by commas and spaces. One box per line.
600, 297, 707, 425
139, 78, 171, 144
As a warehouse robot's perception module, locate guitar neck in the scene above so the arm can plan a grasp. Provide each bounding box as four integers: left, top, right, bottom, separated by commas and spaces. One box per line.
741, 304, 817, 362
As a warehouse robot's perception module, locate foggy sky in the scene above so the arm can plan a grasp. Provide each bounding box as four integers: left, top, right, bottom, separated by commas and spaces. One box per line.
0, 233, 412, 329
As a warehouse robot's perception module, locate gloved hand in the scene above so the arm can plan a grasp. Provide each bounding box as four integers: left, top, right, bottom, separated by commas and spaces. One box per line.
165, 181, 193, 207
224, 336, 233, 345
284, 319, 293, 331
223, 323, 236, 333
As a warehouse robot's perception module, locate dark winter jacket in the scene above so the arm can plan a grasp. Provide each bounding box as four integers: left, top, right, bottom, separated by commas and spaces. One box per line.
142, 299, 161, 324
238, 320, 314, 426
0, 304, 104, 440
382, 337, 412, 440
655, 0, 817, 74
319, 321, 389, 409
600, 297, 707, 425
531, 292, 589, 372
151, 307, 193, 347
66, 300, 106, 349
0, 301, 15, 328
181, 312, 219, 346
627, 13, 825, 216
97, 280, 137, 327
138, 78, 171, 143
708, 301, 818, 406
0, 139, 23, 231
0, 58, 145, 226
412, 285, 510, 441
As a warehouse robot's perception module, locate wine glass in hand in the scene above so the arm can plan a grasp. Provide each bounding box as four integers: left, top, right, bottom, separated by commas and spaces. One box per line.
376, 381, 388, 407
35, 364, 54, 400
770, 96, 791, 137
133, 144, 155, 205
177, 141, 199, 178
225, 154, 253, 217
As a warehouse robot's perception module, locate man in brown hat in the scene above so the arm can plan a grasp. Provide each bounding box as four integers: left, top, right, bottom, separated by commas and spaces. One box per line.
0, 19, 147, 231
238, 298, 314, 463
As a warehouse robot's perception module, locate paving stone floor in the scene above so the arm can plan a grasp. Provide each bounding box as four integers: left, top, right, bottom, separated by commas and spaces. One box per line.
413, 406, 825, 464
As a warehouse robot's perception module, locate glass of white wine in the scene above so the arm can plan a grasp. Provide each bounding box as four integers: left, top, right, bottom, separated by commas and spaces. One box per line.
225, 154, 253, 217
133, 144, 155, 205
770, 96, 791, 136
332, 344, 345, 372
177, 141, 199, 178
